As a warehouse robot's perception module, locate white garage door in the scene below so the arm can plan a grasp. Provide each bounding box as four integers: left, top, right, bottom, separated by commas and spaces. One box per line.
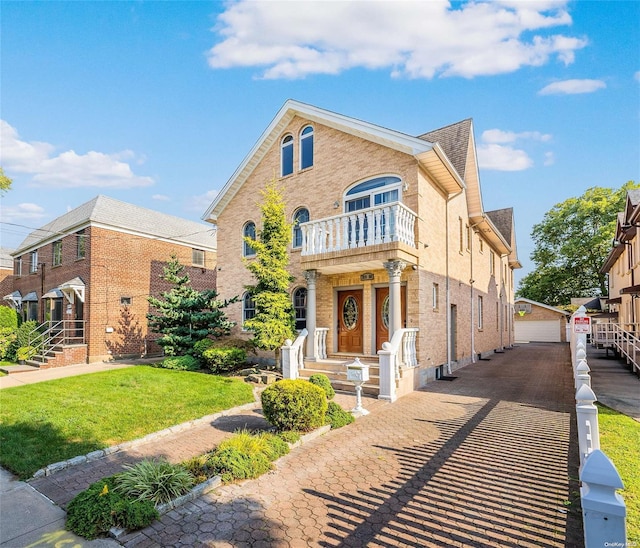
515, 320, 561, 342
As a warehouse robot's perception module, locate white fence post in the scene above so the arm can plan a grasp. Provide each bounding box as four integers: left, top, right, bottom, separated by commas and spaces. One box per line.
580, 449, 627, 547
575, 359, 591, 390
281, 339, 297, 380
576, 384, 600, 469
377, 342, 397, 402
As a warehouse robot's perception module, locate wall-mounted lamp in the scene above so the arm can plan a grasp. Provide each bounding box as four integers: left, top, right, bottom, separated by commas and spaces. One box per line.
333, 201, 340, 209
403, 182, 409, 191
613, 239, 633, 247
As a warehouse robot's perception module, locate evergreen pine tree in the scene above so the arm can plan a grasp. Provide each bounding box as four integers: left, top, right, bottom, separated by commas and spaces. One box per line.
147, 255, 236, 355
244, 183, 296, 366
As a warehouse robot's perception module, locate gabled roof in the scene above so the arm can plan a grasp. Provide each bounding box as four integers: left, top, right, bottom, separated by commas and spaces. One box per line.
419, 119, 472, 181
514, 297, 570, 316
485, 207, 520, 266
13, 195, 217, 255
203, 99, 466, 223
0, 247, 14, 270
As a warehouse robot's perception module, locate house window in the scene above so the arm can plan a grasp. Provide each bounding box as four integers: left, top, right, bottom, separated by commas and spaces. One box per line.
242, 292, 256, 327
459, 218, 464, 253
243, 222, 256, 257
479, 236, 484, 253
465, 224, 470, 252
292, 208, 309, 249
432, 283, 439, 310
14, 256, 22, 276
300, 125, 314, 170
26, 301, 38, 322
293, 287, 307, 330
120, 296, 132, 306
281, 135, 294, 177
76, 230, 86, 259
192, 248, 205, 267
29, 250, 38, 273
344, 176, 402, 212
52, 240, 62, 266
490, 250, 495, 276
478, 296, 484, 330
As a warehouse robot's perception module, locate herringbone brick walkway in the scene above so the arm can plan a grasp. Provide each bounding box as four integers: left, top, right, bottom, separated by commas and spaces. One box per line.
112, 343, 582, 547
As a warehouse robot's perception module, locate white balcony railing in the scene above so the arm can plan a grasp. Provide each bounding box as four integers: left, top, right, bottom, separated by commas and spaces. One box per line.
300, 202, 417, 256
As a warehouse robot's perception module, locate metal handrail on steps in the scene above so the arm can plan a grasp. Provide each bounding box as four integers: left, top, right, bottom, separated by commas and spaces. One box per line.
27, 320, 86, 362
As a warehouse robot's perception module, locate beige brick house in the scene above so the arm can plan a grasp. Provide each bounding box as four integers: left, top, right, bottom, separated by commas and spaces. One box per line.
204, 100, 520, 396
5, 195, 217, 365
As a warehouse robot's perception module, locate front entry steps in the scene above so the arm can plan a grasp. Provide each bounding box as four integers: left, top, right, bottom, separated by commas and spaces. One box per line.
0, 363, 40, 374
299, 357, 380, 396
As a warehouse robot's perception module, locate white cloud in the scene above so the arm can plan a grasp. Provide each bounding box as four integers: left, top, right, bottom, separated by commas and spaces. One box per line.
0, 120, 154, 188
634, 71, 640, 82
186, 189, 219, 213
543, 151, 556, 166
207, 0, 587, 79
152, 194, 171, 201
477, 144, 533, 171
538, 78, 606, 95
477, 127, 553, 171
0, 202, 47, 223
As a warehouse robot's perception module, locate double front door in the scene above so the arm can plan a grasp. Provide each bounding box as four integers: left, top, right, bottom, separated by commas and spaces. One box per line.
337, 287, 406, 354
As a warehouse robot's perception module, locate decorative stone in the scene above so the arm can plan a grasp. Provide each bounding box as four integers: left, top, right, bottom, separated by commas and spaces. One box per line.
261, 373, 277, 384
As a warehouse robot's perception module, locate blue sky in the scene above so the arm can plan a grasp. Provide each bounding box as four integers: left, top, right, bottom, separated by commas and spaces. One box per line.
1, 0, 638, 286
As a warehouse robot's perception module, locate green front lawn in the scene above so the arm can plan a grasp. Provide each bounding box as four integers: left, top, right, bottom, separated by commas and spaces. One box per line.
0, 366, 254, 479
597, 403, 640, 543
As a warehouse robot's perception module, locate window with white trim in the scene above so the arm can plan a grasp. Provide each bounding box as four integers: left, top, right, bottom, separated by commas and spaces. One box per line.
29, 250, 38, 273
52, 240, 62, 266
15, 256, 22, 276
192, 248, 205, 267
432, 283, 439, 310
292, 208, 309, 249
243, 222, 256, 257
281, 135, 294, 177
300, 125, 314, 170
478, 296, 484, 329
76, 230, 86, 259
242, 292, 256, 327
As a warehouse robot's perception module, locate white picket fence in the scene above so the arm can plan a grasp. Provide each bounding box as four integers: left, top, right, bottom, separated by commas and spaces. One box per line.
569, 307, 627, 547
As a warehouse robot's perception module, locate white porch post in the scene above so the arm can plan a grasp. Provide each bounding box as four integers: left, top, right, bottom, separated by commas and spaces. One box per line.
304, 269, 319, 360
383, 259, 406, 339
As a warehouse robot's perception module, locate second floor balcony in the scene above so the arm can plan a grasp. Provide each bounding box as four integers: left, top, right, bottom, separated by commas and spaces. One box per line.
299, 202, 419, 274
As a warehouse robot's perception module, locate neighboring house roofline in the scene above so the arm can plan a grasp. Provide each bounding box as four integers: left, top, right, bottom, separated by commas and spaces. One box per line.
12, 195, 217, 256
514, 297, 570, 316
202, 99, 466, 223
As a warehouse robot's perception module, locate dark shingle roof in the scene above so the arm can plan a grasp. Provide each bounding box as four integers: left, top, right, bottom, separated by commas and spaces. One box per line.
418, 119, 472, 180
485, 208, 514, 244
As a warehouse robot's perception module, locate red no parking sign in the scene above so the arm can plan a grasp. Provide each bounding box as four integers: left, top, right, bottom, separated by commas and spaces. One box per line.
574, 316, 591, 333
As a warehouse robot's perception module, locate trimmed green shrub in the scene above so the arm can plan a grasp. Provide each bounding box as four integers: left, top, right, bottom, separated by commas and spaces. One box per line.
66, 477, 158, 540
326, 401, 355, 429
0, 328, 16, 360
208, 446, 271, 483
115, 459, 194, 505
309, 374, 335, 399
201, 346, 247, 373
156, 355, 200, 371
261, 379, 328, 432
0, 306, 18, 329
16, 345, 37, 362
192, 338, 215, 358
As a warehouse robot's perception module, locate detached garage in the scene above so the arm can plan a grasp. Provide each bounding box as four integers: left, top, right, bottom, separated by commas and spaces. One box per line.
514, 298, 570, 343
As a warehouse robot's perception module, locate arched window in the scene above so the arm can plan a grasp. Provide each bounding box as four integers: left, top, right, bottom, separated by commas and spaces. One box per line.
343, 176, 403, 242
281, 134, 294, 177
344, 176, 402, 212
243, 222, 256, 257
292, 207, 309, 249
300, 125, 314, 170
242, 292, 256, 326
293, 287, 307, 330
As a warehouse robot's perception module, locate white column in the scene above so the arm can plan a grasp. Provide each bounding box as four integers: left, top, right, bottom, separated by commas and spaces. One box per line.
304, 270, 319, 360
384, 260, 406, 339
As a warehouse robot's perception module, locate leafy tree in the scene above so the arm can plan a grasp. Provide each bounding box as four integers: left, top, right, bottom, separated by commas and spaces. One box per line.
0, 167, 12, 195
517, 181, 640, 305
244, 183, 296, 366
147, 256, 236, 356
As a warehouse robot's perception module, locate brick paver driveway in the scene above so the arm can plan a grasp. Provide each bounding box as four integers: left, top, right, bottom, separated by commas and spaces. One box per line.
123, 343, 583, 547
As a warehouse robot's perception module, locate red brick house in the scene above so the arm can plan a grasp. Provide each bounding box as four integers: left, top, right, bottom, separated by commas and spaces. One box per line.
4, 195, 217, 366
